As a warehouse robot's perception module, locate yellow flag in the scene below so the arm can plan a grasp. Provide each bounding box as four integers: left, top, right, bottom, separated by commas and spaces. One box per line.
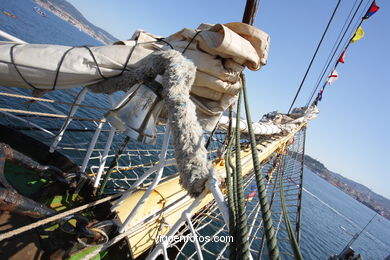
351, 26, 365, 43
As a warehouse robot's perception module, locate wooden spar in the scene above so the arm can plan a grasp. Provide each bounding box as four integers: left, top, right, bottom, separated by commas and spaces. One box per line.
113, 123, 306, 258
242, 0, 259, 25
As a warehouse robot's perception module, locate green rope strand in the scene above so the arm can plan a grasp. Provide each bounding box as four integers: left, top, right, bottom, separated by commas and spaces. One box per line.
258, 156, 282, 258
226, 135, 237, 259
227, 136, 239, 228
241, 74, 280, 260
234, 89, 251, 260
225, 105, 237, 260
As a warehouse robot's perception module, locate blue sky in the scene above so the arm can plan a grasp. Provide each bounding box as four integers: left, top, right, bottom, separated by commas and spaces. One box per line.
67, 0, 389, 198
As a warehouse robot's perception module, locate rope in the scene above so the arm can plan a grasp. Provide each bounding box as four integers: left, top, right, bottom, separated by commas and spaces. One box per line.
287, 0, 342, 113
52, 46, 77, 90
225, 104, 237, 259
3, 38, 144, 93
0, 108, 105, 122
97, 136, 131, 195
241, 74, 280, 259
295, 128, 306, 243
155, 38, 174, 50
182, 31, 201, 54
10, 44, 37, 90
279, 154, 303, 260
306, 0, 365, 106
227, 133, 239, 232
225, 134, 237, 260
258, 156, 282, 259
234, 89, 251, 260
0, 92, 107, 110
0, 192, 124, 241
205, 118, 220, 149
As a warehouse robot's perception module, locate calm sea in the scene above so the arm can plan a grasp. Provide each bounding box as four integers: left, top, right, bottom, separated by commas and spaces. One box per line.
1, 0, 390, 259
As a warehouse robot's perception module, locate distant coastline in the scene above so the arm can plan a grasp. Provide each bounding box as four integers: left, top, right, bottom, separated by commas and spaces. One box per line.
34, 0, 118, 45
303, 154, 390, 220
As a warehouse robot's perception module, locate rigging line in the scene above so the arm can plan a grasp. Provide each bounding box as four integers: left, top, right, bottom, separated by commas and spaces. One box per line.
307, 0, 372, 106
295, 128, 306, 244
306, 0, 363, 106
242, 75, 280, 260
279, 151, 303, 260
52, 46, 77, 90
97, 136, 131, 195
234, 89, 251, 260
287, 0, 342, 114
53, 87, 88, 138
9, 44, 37, 90
0, 107, 105, 122
305, 0, 363, 107
225, 132, 237, 260
0, 91, 108, 110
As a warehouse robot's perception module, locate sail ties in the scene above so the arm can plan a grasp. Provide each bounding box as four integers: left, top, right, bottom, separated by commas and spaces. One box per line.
90, 50, 213, 196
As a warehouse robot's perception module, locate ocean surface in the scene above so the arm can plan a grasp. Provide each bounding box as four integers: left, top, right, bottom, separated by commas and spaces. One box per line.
0, 0, 390, 259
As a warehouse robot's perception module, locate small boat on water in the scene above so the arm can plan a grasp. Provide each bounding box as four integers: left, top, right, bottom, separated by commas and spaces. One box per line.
2, 11, 16, 19
329, 214, 377, 260
33, 6, 46, 17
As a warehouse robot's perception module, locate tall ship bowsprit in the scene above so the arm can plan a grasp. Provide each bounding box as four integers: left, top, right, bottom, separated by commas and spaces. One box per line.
0, 0, 383, 259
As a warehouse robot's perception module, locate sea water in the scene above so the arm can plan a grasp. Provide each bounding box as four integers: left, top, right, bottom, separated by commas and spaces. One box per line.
1, 0, 390, 259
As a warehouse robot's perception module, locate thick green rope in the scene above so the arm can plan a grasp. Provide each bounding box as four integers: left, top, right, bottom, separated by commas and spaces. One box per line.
234, 89, 251, 260
226, 134, 237, 259
227, 136, 239, 230
258, 155, 283, 257
241, 74, 280, 260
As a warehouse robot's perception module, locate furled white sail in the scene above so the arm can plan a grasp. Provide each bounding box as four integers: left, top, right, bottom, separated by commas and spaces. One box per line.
0, 23, 269, 131
218, 105, 319, 135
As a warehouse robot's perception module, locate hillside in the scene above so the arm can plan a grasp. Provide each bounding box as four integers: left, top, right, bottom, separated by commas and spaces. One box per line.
34, 0, 118, 44
304, 154, 390, 220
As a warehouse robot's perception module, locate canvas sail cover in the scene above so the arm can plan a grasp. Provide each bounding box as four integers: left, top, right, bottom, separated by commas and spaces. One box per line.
0, 23, 270, 131
218, 105, 319, 136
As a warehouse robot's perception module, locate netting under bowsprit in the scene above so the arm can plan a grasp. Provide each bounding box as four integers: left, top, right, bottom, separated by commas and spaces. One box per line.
163, 128, 307, 260
0, 84, 307, 259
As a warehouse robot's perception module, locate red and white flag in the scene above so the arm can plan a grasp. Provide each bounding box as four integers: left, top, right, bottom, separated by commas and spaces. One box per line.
327, 69, 338, 85
338, 51, 345, 64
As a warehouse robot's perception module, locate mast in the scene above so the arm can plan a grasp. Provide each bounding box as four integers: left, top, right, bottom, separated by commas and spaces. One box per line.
242, 0, 259, 25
